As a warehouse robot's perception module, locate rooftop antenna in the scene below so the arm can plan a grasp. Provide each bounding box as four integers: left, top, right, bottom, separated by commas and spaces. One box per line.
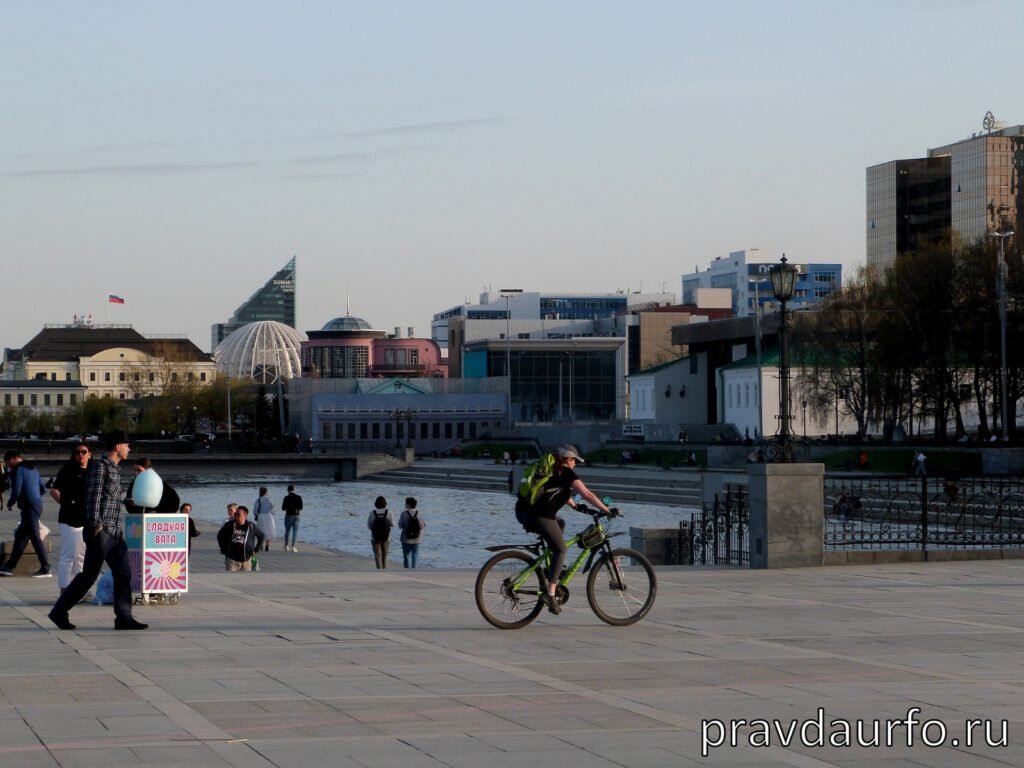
346, 292, 351, 316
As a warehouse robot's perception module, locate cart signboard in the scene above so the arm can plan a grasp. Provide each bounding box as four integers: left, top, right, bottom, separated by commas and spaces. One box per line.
125, 513, 189, 595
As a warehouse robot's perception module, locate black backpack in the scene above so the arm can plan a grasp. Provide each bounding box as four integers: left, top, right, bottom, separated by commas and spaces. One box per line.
404, 510, 421, 538
371, 510, 392, 542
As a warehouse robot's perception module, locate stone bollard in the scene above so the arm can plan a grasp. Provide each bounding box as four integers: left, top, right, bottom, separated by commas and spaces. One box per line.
747, 463, 824, 568
629, 525, 691, 565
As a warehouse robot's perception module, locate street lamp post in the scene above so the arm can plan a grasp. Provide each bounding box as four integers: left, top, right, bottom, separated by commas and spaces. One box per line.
499, 288, 522, 429
770, 255, 798, 462
989, 227, 1014, 439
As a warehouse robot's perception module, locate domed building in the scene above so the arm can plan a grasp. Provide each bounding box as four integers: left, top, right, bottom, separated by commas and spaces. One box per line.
215, 321, 306, 382
301, 315, 445, 379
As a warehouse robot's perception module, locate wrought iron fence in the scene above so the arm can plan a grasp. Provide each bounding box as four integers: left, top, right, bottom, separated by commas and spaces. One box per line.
691, 485, 749, 565
824, 475, 1024, 551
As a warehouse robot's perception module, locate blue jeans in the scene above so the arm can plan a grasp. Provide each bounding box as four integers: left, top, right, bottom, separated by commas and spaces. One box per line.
284, 514, 299, 547
402, 542, 419, 568
4, 505, 50, 572
51, 528, 134, 623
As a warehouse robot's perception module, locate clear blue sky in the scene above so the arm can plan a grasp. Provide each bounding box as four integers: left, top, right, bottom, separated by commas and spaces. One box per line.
1, 0, 1019, 352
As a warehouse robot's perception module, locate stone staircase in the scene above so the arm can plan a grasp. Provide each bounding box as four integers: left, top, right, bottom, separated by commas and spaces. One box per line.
363, 461, 703, 508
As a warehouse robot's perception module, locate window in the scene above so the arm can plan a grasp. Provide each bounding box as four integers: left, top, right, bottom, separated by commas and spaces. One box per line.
171, 372, 178, 381
149, 373, 155, 382
57, 394, 63, 406
432, 422, 440, 439
119, 392, 126, 400
119, 372, 126, 382
70, 394, 77, 405
3, 395, 9, 406
18, 394, 25, 406
420, 422, 428, 439
187, 372, 194, 382
133, 373, 140, 382
469, 422, 477, 438
31, 394, 38, 406
371, 423, 380, 439
90, 372, 96, 382
359, 423, 368, 440
44, 394, 51, 407
384, 423, 392, 440
323, 423, 331, 439
444, 422, 452, 439
347, 423, 355, 439
457, 422, 465, 438
51, 373, 57, 381
65, 373, 71, 381
335, 423, 344, 439
104, 372, 111, 382
200, 372, 207, 382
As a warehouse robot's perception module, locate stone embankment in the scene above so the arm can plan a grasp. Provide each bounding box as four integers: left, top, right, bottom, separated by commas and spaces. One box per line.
362, 458, 703, 507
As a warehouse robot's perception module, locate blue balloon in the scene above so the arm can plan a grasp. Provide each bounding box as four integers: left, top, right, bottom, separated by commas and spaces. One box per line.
132, 469, 164, 509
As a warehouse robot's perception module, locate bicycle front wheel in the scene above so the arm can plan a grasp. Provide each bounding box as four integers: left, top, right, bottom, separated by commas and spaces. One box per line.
475, 551, 544, 630
586, 547, 656, 626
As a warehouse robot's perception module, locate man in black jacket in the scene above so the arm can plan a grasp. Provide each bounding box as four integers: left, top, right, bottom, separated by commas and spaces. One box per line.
217, 505, 266, 571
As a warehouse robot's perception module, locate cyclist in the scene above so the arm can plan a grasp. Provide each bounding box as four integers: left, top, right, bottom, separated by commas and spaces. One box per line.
515, 445, 613, 615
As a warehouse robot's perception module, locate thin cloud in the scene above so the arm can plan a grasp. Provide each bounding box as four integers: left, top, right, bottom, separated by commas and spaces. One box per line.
291, 150, 379, 165
0, 161, 258, 178
343, 117, 509, 138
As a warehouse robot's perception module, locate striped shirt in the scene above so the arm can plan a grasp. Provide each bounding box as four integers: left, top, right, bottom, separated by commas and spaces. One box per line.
86, 454, 125, 536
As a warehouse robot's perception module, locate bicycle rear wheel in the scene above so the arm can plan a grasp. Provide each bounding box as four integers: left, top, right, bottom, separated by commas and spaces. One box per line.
475, 551, 544, 629
586, 547, 656, 626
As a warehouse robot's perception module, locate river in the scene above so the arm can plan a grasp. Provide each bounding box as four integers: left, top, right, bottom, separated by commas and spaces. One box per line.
173, 474, 695, 568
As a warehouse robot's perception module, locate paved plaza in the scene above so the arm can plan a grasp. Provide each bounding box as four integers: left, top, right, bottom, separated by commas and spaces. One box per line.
0, 521, 1022, 767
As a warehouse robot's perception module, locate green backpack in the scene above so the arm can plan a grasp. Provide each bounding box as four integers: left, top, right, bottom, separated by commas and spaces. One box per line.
517, 453, 556, 505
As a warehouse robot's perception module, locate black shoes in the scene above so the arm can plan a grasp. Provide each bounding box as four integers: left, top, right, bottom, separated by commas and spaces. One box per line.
540, 592, 562, 615
114, 618, 149, 631
48, 611, 76, 631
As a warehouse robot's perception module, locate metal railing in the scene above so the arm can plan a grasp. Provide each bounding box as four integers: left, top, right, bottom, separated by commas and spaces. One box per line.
824, 475, 1024, 551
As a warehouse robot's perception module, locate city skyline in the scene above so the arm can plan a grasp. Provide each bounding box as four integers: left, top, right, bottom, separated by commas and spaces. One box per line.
2, 1, 1020, 353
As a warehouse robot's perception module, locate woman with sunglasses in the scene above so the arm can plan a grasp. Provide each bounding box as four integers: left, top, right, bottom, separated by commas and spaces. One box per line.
49, 442, 92, 592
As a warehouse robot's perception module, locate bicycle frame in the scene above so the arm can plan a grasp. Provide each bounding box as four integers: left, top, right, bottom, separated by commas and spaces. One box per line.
490, 522, 623, 596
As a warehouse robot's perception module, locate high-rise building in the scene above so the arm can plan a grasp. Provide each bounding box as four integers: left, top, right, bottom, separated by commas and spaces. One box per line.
867, 119, 1024, 274
211, 256, 296, 350
866, 158, 951, 275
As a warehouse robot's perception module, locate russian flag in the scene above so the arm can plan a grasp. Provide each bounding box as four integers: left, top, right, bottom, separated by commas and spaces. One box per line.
108, 294, 125, 304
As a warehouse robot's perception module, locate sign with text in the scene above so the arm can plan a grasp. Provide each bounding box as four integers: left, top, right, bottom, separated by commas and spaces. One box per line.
125, 513, 189, 595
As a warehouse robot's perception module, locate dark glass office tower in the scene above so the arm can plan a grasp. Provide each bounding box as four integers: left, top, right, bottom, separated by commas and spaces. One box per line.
867, 158, 951, 274
212, 257, 296, 350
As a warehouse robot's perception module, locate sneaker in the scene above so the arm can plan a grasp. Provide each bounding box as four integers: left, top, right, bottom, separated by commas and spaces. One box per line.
290, 546, 297, 552
0, 568, 12, 577
31, 569, 53, 578
540, 592, 562, 615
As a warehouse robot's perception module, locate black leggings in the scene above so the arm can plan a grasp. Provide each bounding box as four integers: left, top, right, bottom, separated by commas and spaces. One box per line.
533, 516, 567, 585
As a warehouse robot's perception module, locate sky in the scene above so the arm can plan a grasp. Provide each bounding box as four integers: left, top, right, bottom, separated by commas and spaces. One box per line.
1, 0, 1021, 353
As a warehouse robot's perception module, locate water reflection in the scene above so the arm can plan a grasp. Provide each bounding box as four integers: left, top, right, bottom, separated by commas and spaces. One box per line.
174, 477, 694, 569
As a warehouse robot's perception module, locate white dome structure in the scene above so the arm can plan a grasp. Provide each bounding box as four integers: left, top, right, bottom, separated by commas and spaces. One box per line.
214, 321, 306, 383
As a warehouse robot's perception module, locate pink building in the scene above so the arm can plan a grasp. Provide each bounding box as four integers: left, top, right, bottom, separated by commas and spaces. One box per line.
301, 316, 446, 379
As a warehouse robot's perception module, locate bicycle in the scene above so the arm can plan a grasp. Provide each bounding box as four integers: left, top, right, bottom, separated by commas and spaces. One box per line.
474, 505, 657, 629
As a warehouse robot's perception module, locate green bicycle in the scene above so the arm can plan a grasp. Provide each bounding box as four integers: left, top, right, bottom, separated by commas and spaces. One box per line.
474, 505, 657, 629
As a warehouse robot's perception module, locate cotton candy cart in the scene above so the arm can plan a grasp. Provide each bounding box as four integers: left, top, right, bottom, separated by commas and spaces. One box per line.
125, 513, 189, 605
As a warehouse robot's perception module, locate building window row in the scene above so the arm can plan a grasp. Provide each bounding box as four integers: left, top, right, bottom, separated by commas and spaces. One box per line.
320, 420, 484, 442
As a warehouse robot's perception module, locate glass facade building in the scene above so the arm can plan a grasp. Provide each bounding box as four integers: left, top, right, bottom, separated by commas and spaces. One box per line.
212, 256, 296, 350
866, 158, 951, 274
867, 123, 1024, 275
463, 338, 626, 422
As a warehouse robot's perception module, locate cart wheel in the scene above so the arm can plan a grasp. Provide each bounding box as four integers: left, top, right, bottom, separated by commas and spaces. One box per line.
156, 594, 167, 605
169, 593, 180, 605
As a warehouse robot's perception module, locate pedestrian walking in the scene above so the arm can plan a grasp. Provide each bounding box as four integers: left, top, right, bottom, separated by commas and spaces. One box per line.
49, 442, 92, 591
281, 484, 302, 552
217, 505, 266, 571
48, 430, 149, 631
253, 487, 276, 550
0, 450, 52, 578
367, 496, 393, 569
398, 497, 424, 568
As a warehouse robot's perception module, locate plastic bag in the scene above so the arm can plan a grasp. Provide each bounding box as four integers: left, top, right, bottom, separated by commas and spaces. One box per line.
94, 571, 114, 605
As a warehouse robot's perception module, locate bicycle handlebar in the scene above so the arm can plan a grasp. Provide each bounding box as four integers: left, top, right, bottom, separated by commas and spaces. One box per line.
575, 504, 619, 519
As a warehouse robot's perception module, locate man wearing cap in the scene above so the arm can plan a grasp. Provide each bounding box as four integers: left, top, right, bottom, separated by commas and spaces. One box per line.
516, 445, 613, 615
48, 431, 148, 631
